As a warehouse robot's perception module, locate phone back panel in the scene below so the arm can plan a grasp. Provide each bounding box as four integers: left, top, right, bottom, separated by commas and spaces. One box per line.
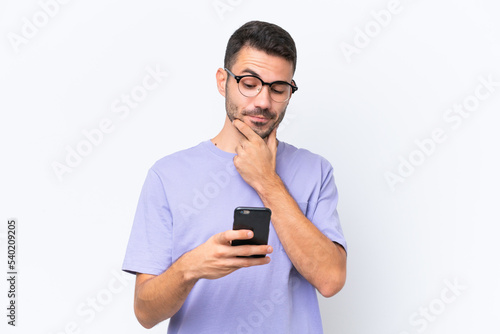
232, 207, 271, 247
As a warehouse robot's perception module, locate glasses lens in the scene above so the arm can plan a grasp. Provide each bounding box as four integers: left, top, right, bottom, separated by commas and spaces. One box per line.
269, 83, 291, 103
238, 77, 261, 97
237, 76, 293, 103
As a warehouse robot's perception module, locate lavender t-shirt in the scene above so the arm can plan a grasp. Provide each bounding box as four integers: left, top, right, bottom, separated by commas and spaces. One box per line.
122, 140, 347, 334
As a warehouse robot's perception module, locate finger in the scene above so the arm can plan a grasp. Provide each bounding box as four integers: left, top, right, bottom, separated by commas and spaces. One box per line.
229, 244, 273, 258
217, 229, 253, 244
266, 125, 278, 153
233, 119, 260, 142
228, 256, 272, 268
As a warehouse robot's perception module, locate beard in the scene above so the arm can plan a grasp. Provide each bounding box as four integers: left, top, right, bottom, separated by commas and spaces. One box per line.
225, 94, 287, 139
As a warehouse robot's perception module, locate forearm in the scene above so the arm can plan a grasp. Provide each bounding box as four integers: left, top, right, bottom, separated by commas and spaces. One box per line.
256, 174, 346, 297
134, 254, 198, 328
133, 230, 272, 328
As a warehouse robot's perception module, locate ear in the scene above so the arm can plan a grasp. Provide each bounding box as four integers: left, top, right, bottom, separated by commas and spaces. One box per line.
288, 79, 297, 101
216, 68, 227, 97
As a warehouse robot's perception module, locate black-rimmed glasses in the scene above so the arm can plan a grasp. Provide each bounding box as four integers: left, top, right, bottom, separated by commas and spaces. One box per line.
225, 68, 298, 103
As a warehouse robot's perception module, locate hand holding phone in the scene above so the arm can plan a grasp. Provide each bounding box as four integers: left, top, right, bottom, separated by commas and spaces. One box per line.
232, 207, 271, 258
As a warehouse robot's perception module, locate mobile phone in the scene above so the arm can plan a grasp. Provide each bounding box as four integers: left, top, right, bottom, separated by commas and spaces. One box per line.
232, 207, 271, 258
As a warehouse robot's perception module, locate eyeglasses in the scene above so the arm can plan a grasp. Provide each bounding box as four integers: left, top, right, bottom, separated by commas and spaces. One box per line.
225, 68, 298, 103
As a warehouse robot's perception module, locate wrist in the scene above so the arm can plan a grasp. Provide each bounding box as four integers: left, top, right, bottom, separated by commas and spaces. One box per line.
255, 172, 283, 199
175, 251, 201, 284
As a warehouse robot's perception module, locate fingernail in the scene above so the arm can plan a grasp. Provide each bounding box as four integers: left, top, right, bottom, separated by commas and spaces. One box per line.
267, 246, 273, 253
247, 231, 253, 237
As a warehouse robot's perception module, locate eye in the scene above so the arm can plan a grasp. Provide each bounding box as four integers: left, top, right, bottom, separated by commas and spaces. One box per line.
243, 82, 257, 89
241, 77, 260, 90
271, 84, 288, 95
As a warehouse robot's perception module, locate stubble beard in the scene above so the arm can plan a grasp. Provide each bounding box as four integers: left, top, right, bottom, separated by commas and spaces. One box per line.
225, 94, 287, 139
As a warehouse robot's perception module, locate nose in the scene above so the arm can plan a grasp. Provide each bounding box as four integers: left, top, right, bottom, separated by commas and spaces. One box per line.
252, 84, 273, 110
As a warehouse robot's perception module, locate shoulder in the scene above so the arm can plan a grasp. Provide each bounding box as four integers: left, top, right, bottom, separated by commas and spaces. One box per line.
278, 141, 333, 172
150, 141, 208, 173
276, 141, 338, 206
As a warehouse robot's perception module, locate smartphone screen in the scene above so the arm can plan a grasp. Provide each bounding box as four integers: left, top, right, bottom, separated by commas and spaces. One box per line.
232, 207, 271, 258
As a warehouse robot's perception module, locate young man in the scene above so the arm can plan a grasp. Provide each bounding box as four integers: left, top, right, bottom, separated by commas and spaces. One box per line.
123, 21, 347, 333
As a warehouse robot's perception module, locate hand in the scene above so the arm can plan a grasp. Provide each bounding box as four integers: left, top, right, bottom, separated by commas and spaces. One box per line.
185, 229, 273, 280
232, 119, 279, 191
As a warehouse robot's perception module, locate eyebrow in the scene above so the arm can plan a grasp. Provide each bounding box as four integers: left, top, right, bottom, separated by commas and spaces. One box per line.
240, 68, 291, 84
241, 68, 260, 77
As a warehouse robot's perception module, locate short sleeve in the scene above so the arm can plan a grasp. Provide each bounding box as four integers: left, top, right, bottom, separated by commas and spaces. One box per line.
307, 160, 347, 254
122, 168, 173, 275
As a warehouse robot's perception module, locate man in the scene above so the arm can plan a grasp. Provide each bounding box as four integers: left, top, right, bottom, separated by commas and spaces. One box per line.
123, 21, 347, 333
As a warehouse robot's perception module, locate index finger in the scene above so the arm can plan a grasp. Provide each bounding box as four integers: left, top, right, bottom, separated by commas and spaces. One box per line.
266, 124, 278, 151
232, 119, 260, 141
217, 229, 253, 244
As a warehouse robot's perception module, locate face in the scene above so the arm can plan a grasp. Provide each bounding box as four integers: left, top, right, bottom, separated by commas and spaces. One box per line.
223, 47, 295, 139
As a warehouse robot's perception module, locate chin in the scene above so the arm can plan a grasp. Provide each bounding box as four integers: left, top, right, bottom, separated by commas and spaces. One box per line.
251, 126, 273, 139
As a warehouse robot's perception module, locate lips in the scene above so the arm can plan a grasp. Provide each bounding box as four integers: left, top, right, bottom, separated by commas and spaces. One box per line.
248, 115, 269, 123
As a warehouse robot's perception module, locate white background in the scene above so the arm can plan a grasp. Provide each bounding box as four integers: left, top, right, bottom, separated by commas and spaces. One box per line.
1, 0, 499, 333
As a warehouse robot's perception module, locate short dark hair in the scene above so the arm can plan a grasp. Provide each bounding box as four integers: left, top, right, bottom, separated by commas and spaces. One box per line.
224, 21, 297, 73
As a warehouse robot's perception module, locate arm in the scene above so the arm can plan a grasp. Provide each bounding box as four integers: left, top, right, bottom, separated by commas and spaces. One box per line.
134, 261, 195, 329
233, 119, 347, 297
256, 176, 346, 297
133, 229, 273, 328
